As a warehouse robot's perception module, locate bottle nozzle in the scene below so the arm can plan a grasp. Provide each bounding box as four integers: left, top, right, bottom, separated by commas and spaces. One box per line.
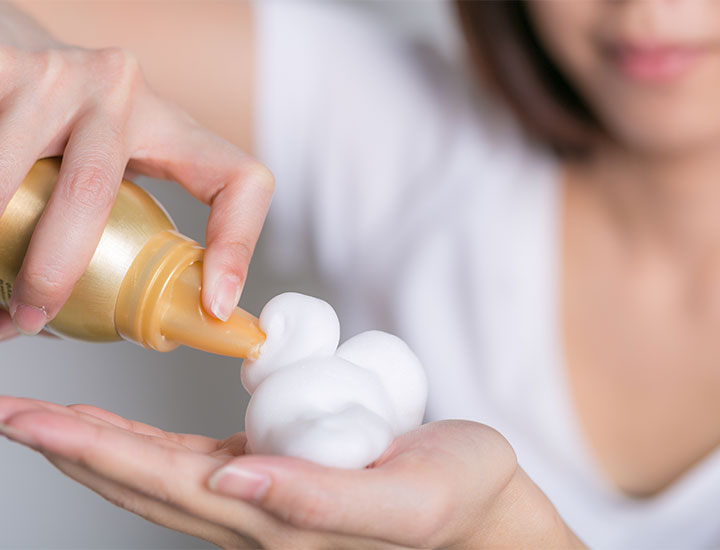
161, 262, 265, 359
115, 230, 265, 358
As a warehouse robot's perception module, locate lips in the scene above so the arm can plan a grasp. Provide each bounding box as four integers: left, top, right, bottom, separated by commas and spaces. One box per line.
605, 42, 704, 83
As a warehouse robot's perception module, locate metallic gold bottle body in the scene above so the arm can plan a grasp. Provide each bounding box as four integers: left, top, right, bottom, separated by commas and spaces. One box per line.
0, 158, 176, 341
0, 158, 264, 358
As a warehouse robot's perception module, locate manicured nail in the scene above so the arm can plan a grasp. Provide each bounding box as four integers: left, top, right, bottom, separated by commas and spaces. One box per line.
0, 422, 38, 448
210, 275, 242, 322
11, 304, 48, 336
208, 465, 271, 502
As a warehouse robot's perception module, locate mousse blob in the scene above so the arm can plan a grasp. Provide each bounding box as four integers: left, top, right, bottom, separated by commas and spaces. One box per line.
242, 292, 427, 468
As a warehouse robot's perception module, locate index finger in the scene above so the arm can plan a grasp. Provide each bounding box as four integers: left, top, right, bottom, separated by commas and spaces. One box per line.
0, 409, 280, 541
9, 113, 127, 335
126, 98, 274, 321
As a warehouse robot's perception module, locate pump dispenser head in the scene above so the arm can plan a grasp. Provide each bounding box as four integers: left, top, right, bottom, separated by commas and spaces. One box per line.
0, 158, 266, 359
115, 230, 265, 359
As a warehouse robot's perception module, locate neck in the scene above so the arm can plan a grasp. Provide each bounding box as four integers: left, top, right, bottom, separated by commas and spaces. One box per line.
579, 139, 720, 257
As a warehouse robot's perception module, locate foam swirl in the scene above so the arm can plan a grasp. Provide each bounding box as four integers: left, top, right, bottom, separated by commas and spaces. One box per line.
242, 293, 427, 468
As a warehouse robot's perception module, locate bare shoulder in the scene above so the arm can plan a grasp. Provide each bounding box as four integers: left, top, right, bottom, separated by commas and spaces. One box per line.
14, 0, 254, 151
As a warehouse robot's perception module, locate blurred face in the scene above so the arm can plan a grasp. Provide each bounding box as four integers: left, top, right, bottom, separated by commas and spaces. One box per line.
526, 0, 720, 155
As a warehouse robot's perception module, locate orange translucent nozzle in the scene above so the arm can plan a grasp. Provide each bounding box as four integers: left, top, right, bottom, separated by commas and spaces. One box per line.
160, 262, 265, 359
115, 230, 265, 358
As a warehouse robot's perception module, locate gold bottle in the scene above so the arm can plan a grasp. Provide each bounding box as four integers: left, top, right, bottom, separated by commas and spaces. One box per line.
0, 158, 265, 358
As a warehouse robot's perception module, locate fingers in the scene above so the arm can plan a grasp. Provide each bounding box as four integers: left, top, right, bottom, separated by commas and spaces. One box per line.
48, 455, 375, 550
207, 421, 519, 547
0, 397, 222, 454
68, 403, 223, 454
5, 85, 271, 330
9, 112, 127, 335
2, 43, 272, 334
0, 400, 349, 547
0, 104, 50, 219
0, 91, 70, 338
201, 159, 274, 321
0, 311, 18, 341
0, 397, 178, 452
47, 455, 250, 549
2, 408, 220, 496
206, 449, 447, 544
0, 408, 274, 538
0, 395, 80, 423
127, 98, 274, 320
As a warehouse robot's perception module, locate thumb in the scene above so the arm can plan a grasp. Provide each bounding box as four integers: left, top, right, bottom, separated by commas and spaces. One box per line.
208, 454, 440, 543
206, 421, 515, 545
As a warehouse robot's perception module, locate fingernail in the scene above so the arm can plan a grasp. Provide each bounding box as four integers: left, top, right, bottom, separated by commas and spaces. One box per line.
11, 304, 48, 336
210, 275, 242, 322
0, 422, 38, 448
208, 465, 271, 502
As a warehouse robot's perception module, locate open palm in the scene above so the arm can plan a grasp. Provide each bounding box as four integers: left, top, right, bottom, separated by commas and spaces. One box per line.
0, 396, 279, 547
0, 395, 575, 549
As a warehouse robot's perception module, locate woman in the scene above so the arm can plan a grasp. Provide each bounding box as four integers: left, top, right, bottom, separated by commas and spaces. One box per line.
2, 1, 719, 547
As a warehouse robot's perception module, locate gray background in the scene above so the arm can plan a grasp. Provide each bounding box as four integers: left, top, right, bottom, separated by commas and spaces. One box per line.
0, 2, 455, 548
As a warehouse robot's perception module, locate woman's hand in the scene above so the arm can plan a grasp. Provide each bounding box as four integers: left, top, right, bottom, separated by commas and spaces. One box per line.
0, 4, 273, 338
0, 396, 583, 549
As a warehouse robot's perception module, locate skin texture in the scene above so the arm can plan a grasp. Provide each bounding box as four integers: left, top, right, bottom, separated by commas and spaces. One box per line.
526, 1, 720, 497
0, 1, 271, 337
3, 0, 720, 545
0, 5, 581, 544
0, 397, 583, 549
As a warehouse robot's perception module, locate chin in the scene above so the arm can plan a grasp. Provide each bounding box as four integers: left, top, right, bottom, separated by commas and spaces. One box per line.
600, 105, 720, 157
615, 127, 719, 157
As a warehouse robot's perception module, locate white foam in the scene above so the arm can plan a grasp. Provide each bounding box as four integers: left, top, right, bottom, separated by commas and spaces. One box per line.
242, 292, 427, 468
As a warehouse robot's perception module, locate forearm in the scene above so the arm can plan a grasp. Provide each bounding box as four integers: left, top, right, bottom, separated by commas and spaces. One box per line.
12, 0, 255, 151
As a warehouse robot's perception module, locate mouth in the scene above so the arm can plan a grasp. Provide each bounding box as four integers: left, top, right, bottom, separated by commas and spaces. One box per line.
602, 42, 705, 84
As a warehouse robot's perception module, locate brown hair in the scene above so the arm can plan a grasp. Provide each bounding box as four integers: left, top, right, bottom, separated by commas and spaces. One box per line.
456, 1, 597, 153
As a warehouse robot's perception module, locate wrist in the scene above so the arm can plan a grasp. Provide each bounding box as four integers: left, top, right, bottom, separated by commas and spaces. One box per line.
468, 466, 585, 549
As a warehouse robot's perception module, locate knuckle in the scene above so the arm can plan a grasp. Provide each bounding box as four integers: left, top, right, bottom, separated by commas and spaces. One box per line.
60, 163, 118, 211
20, 261, 67, 302
91, 482, 156, 517
0, 46, 15, 76
94, 47, 142, 93
413, 513, 449, 547
81, 428, 174, 506
73, 422, 104, 467
32, 49, 68, 93
237, 160, 275, 194
143, 475, 173, 505
409, 485, 454, 546
224, 239, 254, 268
222, 534, 261, 550
253, 529, 288, 550
134, 446, 176, 504
281, 488, 330, 530
0, 46, 22, 77
102, 486, 144, 514
96, 46, 139, 74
